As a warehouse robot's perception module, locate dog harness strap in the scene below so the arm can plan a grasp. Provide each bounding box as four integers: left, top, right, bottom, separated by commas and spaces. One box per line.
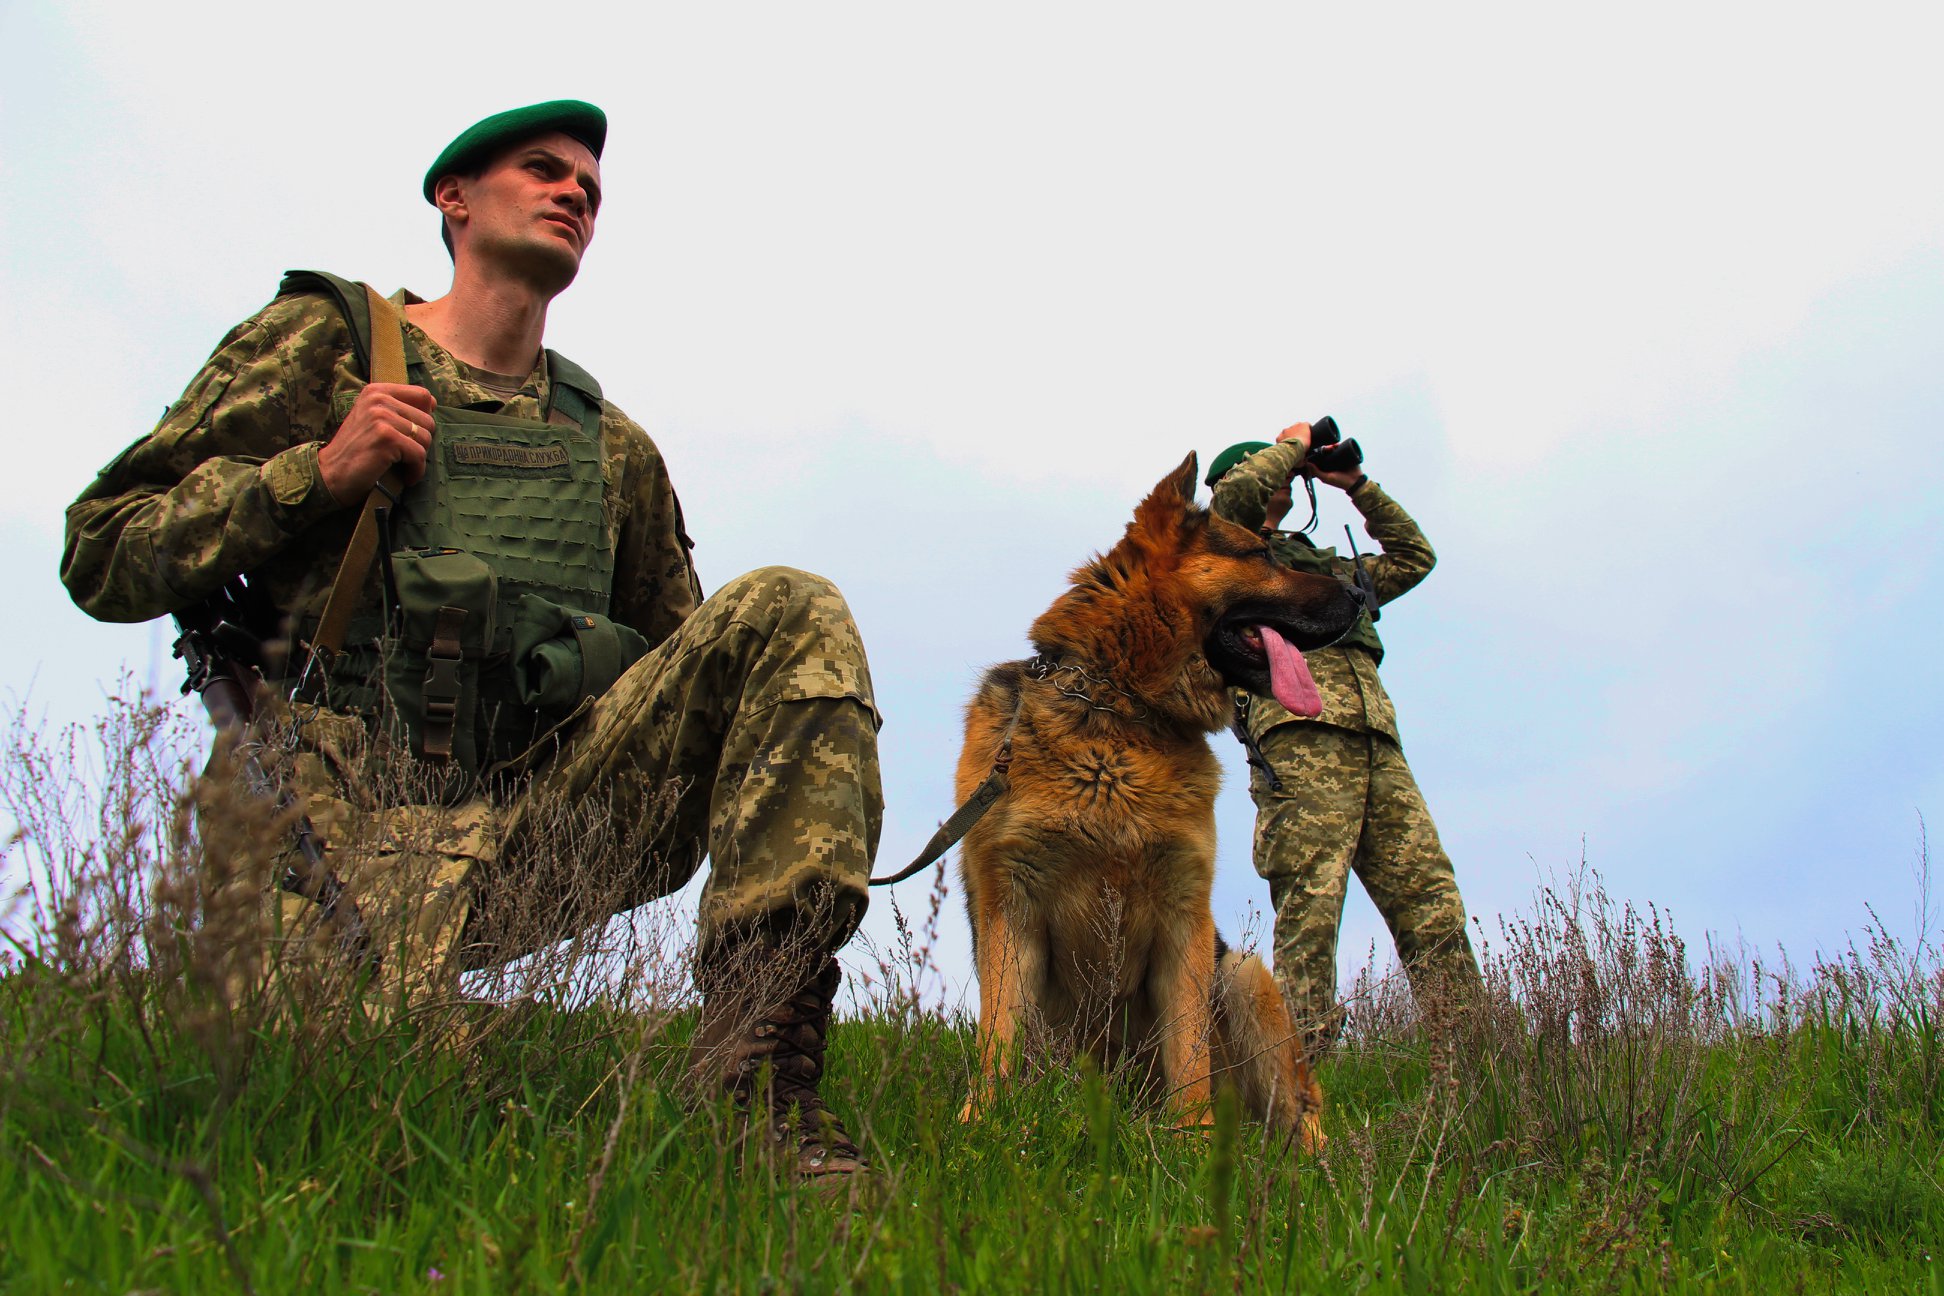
868, 695, 1025, 887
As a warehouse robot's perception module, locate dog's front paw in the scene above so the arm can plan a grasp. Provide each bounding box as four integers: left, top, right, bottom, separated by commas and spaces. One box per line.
1170, 1106, 1217, 1133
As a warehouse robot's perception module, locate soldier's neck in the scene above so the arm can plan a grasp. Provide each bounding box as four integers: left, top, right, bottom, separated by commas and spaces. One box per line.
406, 264, 554, 377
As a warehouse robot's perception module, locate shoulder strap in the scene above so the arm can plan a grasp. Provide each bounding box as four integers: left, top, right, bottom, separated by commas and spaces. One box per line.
278, 270, 379, 379
543, 348, 604, 438
310, 280, 410, 658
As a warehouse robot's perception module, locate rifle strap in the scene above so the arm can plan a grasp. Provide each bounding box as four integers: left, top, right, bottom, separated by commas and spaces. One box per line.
312, 285, 410, 658
1231, 694, 1284, 794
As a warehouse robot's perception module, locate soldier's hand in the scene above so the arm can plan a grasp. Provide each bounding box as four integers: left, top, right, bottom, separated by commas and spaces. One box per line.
1276, 421, 1313, 451
319, 383, 438, 505
1303, 463, 1367, 492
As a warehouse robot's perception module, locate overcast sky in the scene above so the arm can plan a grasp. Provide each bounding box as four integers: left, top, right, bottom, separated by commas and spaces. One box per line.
3, 2, 1940, 1008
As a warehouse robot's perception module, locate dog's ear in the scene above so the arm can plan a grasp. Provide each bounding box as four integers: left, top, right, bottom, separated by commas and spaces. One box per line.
1169, 452, 1199, 503
1131, 453, 1203, 550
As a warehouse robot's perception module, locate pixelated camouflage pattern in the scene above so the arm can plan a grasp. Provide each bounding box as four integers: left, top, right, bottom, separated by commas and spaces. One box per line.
246, 568, 880, 1004
61, 287, 702, 651
67, 284, 879, 1004
1248, 723, 1479, 1048
271, 789, 489, 1010
502, 565, 881, 964
1244, 646, 1402, 745
1207, 437, 1310, 534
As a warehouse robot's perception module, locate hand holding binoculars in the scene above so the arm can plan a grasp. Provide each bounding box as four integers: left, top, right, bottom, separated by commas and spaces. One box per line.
1306, 416, 1363, 475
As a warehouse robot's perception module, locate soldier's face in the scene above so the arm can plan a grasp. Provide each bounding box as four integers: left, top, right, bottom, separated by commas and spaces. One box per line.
451, 131, 603, 292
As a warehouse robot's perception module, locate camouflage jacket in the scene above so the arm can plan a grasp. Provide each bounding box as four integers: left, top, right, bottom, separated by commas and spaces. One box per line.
61, 288, 703, 653
1209, 439, 1435, 744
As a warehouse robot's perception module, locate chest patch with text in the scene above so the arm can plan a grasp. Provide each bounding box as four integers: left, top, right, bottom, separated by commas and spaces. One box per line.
448, 441, 572, 473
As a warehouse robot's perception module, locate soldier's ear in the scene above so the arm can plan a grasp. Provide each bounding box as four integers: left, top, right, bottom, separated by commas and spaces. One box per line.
431, 175, 470, 223
432, 175, 471, 260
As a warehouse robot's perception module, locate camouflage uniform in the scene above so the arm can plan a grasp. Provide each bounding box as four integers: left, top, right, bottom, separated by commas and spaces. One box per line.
1210, 440, 1478, 1047
62, 288, 880, 991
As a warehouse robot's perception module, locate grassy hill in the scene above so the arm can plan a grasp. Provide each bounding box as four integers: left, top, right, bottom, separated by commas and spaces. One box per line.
3, 700, 1940, 1292
7, 899, 1940, 1292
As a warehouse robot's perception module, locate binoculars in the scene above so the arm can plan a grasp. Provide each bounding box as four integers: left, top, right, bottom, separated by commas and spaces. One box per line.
1307, 416, 1364, 474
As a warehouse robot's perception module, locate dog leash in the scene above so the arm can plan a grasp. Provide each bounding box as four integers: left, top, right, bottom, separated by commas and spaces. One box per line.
868, 692, 1026, 888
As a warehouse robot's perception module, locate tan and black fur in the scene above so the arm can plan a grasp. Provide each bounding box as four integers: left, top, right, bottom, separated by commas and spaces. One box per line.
957, 453, 1363, 1146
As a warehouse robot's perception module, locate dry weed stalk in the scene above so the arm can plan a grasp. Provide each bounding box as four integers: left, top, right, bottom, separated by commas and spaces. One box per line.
2, 685, 719, 1288
852, 859, 952, 1027
1334, 864, 1796, 1212
2, 688, 196, 972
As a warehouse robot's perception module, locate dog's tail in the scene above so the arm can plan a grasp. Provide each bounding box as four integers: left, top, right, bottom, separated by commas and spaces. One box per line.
1212, 943, 1326, 1151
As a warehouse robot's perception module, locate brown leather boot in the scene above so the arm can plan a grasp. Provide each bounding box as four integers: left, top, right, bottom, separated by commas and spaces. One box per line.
690, 955, 866, 1181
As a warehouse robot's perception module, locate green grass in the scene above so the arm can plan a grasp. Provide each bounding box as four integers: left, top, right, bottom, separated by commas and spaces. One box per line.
3, 700, 1938, 1292
3, 967, 1940, 1295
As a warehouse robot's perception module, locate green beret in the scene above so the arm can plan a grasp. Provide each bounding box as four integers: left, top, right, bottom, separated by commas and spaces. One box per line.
1205, 441, 1272, 488
423, 100, 608, 203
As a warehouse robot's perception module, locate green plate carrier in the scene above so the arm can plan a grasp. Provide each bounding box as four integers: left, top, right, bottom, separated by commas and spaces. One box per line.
280, 271, 647, 779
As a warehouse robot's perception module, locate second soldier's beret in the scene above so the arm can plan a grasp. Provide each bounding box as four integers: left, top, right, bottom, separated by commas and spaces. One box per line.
1204, 441, 1272, 488
423, 100, 608, 203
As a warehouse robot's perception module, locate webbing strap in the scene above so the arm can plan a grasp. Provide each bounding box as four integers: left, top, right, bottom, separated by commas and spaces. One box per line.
543, 354, 603, 439
420, 605, 467, 762
312, 285, 410, 657
567, 613, 623, 700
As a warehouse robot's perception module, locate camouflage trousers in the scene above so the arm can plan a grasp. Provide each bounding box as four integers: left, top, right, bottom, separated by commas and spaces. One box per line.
269, 566, 881, 1003
1249, 723, 1479, 1052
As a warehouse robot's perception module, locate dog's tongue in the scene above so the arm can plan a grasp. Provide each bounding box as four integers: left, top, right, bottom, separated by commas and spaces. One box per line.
1260, 625, 1323, 717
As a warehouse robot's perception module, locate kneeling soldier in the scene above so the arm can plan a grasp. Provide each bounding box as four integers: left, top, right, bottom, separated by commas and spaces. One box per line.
60, 101, 880, 1182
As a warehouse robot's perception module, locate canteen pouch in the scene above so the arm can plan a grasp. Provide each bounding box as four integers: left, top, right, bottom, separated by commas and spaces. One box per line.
386, 549, 499, 773
510, 593, 649, 710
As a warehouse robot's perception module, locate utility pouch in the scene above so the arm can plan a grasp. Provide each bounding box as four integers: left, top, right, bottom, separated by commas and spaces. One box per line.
509, 594, 648, 710
386, 549, 499, 773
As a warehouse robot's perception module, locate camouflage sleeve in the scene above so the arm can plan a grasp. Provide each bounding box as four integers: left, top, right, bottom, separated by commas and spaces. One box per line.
61, 296, 356, 623
602, 404, 702, 650
1340, 479, 1435, 605
1208, 439, 1306, 531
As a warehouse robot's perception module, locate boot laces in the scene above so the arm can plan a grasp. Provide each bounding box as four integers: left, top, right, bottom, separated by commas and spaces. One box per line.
751, 971, 858, 1160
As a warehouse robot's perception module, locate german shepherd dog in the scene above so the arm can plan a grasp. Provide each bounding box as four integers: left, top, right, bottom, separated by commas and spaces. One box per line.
956, 452, 1363, 1146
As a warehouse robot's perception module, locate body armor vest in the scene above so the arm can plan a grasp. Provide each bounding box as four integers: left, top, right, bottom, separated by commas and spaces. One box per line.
279, 271, 646, 780
1266, 530, 1385, 662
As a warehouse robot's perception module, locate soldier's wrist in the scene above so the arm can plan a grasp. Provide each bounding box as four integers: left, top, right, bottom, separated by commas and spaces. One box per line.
263, 443, 344, 531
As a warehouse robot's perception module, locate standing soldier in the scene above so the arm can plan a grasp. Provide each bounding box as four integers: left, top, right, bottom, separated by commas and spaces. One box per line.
60, 101, 880, 1182
1207, 424, 1480, 1055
